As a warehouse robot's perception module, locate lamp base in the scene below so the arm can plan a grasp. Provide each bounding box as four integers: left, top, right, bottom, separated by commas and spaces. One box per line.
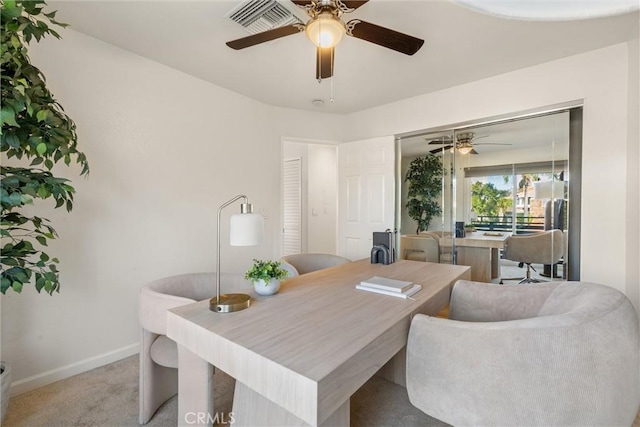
209, 293, 251, 313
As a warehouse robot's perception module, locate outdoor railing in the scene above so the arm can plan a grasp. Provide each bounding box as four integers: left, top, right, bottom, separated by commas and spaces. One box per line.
471, 215, 546, 234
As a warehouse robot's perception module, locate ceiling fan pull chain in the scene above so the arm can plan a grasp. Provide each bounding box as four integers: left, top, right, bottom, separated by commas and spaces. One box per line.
330, 75, 335, 103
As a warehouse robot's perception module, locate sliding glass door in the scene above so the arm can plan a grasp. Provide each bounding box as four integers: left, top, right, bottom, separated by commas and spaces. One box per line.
398, 107, 581, 281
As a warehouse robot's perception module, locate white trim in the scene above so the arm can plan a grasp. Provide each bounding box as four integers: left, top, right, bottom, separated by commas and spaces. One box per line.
9, 343, 139, 397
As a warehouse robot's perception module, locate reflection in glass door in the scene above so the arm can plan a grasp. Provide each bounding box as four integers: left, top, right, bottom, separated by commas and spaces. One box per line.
398, 108, 581, 282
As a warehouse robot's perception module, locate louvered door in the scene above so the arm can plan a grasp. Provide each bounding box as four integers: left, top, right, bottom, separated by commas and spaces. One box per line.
283, 158, 302, 256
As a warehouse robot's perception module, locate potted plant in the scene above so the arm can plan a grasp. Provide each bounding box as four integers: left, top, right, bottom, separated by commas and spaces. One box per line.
244, 259, 289, 296
405, 155, 444, 234
1, 1, 88, 419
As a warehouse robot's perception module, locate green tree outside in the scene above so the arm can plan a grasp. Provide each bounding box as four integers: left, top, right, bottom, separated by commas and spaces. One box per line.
471, 181, 511, 217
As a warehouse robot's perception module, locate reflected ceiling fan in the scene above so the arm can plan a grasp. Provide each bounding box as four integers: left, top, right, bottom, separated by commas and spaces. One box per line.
427, 132, 512, 155
226, 0, 424, 80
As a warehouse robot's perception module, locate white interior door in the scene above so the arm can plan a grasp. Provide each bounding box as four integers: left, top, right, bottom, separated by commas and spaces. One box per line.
338, 136, 395, 260
283, 158, 302, 256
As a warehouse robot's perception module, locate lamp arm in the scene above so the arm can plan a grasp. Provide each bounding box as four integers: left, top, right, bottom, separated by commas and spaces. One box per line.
216, 194, 249, 303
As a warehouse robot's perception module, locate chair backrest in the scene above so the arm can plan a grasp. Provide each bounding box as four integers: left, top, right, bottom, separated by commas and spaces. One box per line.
410, 280, 640, 426
400, 235, 440, 263
503, 229, 564, 265
139, 272, 249, 334
280, 253, 351, 275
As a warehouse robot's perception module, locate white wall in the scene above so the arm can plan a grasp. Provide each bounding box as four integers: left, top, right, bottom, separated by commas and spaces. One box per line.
0, 30, 343, 394
626, 23, 640, 314
344, 43, 636, 300
282, 142, 338, 254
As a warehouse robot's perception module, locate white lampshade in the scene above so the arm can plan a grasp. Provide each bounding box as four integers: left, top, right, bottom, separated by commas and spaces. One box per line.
534, 181, 566, 200
230, 212, 264, 246
305, 13, 345, 48
452, 0, 639, 21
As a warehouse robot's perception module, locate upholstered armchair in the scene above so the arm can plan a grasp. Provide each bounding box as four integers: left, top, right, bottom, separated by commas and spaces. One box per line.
502, 229, 564, 283
138, 272, 249, 424
279, 253, 351, 275
420, 231, 454, 263
406, 280, 640, 426
399, 235, 440, 263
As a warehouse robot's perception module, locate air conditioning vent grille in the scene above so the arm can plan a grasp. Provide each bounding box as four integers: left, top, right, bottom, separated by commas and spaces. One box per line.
228, 0, 303, 35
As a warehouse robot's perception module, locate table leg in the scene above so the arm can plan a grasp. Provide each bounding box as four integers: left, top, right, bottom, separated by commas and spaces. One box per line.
177, 344, 214, 427
456, 247, 491, 282
232, 381, 349, 427
491, 248, 500, 279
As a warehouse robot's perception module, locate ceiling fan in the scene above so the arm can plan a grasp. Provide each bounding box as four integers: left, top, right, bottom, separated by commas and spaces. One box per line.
225, 0, 424, 80
427, 132, 512, 155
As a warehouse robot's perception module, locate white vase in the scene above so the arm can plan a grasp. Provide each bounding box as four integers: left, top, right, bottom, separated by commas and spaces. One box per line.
253, 278, 280, 296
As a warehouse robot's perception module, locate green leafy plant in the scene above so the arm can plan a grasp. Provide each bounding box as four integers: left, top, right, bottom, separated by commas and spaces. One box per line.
1, 0, 89, 295
405, 155, 444, 234
244, 259, 289, 285
471, 181, 511, 217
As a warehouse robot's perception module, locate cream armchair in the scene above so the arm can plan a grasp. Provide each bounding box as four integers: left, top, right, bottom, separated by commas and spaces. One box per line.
279, 253, 351, 275
399, 235, 439, 263
406, 280, 640, 426
139, 272, 248, 424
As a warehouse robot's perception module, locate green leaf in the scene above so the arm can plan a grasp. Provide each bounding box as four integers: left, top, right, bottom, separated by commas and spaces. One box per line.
12, 281, 23, 293
36, 142, 47, 154
1, 258, 19, 266
36, 109, 49, 122
1, 106, 19, 127
35, 235, 48, 246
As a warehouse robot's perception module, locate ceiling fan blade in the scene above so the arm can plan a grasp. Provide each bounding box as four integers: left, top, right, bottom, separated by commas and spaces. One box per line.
346, 20, 424, 56
316, 47, 335, 79
291, 0, 368, 11
430, 145, 453, 155
473, 142, 512, 146
339, 1, 369, 10
471, 149, 479, 155
428, 139, 452, 145
226, 24, 304, 50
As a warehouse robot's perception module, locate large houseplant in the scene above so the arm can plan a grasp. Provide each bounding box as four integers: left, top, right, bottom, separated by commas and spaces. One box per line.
1, 0, 88, 295
1, 0, 88, 419
405, 155, 443, 234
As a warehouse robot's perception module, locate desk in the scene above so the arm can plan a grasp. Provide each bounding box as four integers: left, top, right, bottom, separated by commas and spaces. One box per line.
167, 259, 470, 426
451, 232, 509, 282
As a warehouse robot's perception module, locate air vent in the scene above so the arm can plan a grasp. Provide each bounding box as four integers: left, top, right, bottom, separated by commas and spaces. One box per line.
227, 0, 304, 35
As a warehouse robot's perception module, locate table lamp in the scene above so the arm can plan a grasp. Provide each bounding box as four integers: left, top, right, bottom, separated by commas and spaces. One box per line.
210, 194, 264, 313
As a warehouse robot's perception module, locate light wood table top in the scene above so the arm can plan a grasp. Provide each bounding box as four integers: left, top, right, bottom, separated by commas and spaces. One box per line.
444, 231, 510, 249
167, 259, 470, 426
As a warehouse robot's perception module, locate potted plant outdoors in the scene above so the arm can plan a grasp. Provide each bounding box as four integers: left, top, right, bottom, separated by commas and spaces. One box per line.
405, 155, 444, 234
1, 1, 89, 419
244, 259, 289, 296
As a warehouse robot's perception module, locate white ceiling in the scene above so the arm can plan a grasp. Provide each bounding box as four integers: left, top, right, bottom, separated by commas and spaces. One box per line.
49, 0, 638, 114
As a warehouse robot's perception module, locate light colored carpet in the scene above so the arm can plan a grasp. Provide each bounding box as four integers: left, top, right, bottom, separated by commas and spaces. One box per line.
3, 355, 446, 427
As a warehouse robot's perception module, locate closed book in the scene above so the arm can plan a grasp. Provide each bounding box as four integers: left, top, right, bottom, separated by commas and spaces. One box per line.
360, 276, 414, 293
355, 283, 422, 299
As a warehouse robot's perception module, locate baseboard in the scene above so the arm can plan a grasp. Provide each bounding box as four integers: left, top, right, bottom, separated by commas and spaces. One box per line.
9, 343, 139, 397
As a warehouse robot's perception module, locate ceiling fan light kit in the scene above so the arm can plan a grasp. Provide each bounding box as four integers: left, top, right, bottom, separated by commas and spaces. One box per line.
305, 11, 346, 48
457, 145, 474, 155
225, 0, 424, 80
